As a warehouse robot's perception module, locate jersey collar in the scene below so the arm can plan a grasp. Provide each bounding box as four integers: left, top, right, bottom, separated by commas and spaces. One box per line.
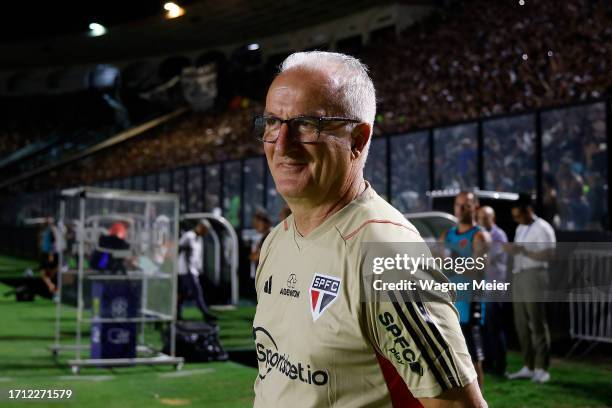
291, 182, 374, 251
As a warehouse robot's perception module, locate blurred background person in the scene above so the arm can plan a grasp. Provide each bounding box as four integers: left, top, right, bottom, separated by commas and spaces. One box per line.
39, 218, 60, 298
477, 206, 509, 377
90, 221, 132, 274
249, 209, 272, 271
440, 191, 491, 388
541, 174, 560, 228
506, 194, 556, 384
177, 219, 217, 322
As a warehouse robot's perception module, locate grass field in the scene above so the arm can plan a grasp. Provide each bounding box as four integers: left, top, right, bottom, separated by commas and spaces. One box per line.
0, 282, 257, 408
1, 255, 612, 407
0, 255, 38, 279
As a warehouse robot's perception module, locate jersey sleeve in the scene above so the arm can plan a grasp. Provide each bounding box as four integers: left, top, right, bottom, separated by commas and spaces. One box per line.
364, 291, 477, 398
355, 222, 478, 399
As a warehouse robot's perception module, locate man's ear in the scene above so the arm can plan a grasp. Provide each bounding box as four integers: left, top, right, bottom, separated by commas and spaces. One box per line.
350, 123, 371, 159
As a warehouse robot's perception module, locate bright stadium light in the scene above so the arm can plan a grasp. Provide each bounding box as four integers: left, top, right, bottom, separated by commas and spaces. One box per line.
519, 0, 525, 5
547, 50, 554, 57
164, 2, 185, 19
247, 43, 260, 51
522, 53, 528, 61
88, 22, 107, 37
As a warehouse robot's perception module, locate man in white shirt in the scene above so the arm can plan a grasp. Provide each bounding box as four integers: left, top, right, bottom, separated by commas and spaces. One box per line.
505, 194, 555, 384
177, 219, 216, 322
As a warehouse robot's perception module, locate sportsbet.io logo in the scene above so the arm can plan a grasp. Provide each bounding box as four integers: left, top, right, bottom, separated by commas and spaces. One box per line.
253, 326, 328, 386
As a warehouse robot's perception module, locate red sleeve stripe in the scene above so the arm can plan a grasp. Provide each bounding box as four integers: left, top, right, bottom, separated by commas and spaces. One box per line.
283, 219, 288, 231
342, 219, 413, 241
376, 352, 423, 408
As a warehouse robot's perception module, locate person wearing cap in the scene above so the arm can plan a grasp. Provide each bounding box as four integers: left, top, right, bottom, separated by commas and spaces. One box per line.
177, 219, 217, 322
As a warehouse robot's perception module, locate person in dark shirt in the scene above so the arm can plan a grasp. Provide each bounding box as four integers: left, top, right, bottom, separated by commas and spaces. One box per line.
92, 222, 131, 274
40, 218, 59, 296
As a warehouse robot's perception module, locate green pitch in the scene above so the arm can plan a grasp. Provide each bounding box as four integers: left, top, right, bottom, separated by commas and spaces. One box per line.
0, 255, 38, 279
1, 279, 612, 407
0, 282, 257, 408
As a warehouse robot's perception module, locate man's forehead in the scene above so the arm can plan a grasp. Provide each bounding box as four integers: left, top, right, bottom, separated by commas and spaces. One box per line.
273, 66, 333, 88
265, 68, 339, 116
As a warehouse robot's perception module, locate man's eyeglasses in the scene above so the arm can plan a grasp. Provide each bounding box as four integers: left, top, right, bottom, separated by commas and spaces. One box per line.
252, 114, 361, 144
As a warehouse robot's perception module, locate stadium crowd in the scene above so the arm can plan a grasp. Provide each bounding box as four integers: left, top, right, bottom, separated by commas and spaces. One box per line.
369, 0, 612, 131
23, 103, 264, 190
1, 0, 610, 230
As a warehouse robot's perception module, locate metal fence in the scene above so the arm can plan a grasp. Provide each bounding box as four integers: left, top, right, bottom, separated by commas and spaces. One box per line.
567, 248, 612, 355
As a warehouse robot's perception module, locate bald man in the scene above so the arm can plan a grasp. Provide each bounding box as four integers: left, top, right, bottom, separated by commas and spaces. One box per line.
440, 192, 491, 388
477, 206, 509, 376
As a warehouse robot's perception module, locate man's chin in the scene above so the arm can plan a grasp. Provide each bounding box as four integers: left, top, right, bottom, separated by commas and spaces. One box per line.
276, 180, 311, 200
278, 187, 308, 200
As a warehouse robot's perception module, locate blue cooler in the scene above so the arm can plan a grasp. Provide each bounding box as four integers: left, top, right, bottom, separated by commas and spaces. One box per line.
91, 280, 141, 360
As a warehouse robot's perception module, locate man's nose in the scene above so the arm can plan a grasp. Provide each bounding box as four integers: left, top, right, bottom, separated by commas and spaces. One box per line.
274, 123, 298, 155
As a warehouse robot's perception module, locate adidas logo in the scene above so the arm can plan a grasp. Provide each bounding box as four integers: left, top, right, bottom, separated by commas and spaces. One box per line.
263, 276, 272, 294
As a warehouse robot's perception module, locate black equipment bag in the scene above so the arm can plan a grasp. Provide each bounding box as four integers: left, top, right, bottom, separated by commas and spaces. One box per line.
3, 285, 35, 302
163, 321, 228, 362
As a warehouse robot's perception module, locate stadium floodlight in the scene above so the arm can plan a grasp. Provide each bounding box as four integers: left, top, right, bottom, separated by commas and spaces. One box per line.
247, 43, 260, 51
164, 2, 185, 19
88, 22, 107, 37
522, 53, 529, 61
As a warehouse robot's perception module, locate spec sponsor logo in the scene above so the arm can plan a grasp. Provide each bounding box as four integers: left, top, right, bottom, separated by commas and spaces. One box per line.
280, 274, 300, 298
378, 312, 423, 376
253, 326, 328, 386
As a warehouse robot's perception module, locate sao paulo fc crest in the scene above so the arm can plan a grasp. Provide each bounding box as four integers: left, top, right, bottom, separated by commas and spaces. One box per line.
309, 273, 341, 321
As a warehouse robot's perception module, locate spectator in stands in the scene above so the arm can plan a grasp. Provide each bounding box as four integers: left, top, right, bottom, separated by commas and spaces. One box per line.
5, 0, 612, 235
541, 174, 559, 227
556, 157, 590, 229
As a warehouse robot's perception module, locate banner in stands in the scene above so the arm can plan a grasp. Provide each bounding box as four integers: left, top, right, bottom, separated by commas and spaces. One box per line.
181, 64, 217, 111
